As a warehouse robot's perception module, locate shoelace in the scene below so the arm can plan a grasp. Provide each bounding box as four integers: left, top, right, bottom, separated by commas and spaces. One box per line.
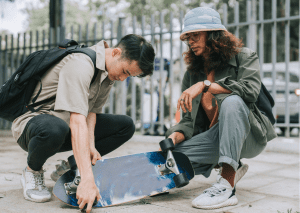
203, 182, 224, 196
31, 170, 46, 191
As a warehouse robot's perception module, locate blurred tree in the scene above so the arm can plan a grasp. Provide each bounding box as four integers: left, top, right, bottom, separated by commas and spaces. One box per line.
23, 0, 93, 33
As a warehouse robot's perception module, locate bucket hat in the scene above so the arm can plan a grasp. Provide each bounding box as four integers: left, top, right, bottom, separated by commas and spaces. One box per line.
180, 7, 227, 40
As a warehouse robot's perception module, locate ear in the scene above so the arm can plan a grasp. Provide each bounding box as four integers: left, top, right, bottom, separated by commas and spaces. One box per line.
112, 48, 122, 57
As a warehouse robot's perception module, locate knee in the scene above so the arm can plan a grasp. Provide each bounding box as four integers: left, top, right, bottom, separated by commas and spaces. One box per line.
32, 116, 69, 142
220, 95, 248, 116
119, 115, 135, 139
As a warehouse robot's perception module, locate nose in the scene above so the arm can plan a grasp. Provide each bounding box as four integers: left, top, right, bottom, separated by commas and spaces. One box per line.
188, 38, 194, 45
119, 74, 127, 81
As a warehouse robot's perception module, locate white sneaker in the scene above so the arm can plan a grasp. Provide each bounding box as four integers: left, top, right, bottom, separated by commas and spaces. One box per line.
192, 176, 238, 209
216, 161, 249, 185
50, 160, 70, 182
20, 167, 51, 202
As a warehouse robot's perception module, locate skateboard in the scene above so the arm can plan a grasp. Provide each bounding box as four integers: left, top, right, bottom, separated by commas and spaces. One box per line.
53, 139, 194, 208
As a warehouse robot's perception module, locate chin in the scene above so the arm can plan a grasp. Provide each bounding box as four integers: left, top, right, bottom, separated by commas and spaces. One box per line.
196, 50, 205, 56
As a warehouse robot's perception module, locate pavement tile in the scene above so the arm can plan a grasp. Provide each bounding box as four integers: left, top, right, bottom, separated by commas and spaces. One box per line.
236, 174, 284, 191
0, 188, 74, 213
143, 188, 211, 213
252, 178, 300, 199
244, 151, 299, 165
0, 173, 22, 192
214, 190, 266, 212
267, 164, 300, 180
240, 160, 286, 175
225, 196, 300, 213
104, 203, 187, 213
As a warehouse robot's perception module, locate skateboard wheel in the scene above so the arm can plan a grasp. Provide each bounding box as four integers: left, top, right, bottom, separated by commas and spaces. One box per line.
173, 173, 189, 188
68, 155, 77, 170
159, 139, 174, 152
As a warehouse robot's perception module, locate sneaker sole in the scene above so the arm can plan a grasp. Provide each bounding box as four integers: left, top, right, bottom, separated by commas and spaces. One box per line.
20, 177, 51, 203
192, 195, 238, 210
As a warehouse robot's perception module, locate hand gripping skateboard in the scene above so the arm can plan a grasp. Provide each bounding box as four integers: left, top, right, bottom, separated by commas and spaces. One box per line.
53, 139, 195, 208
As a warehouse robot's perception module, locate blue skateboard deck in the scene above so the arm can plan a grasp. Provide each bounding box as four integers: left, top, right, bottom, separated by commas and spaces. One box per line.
53, 151, 194, 208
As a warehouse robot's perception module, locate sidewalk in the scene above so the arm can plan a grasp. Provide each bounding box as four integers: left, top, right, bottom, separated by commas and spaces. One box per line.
0, 134, 299, 213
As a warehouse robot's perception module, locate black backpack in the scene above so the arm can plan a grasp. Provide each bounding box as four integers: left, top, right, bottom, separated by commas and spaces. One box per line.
0, 39, 98, 122
235, 55, 276, 125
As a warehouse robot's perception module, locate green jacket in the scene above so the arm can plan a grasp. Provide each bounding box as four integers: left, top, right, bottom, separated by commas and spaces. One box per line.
166, 47, 277, 145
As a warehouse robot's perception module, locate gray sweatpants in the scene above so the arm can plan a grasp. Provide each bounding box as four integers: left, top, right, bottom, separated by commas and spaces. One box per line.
174, 95, 266, 178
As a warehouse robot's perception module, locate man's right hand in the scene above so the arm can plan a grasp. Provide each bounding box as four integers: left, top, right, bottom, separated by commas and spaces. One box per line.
76, 179, 101, 213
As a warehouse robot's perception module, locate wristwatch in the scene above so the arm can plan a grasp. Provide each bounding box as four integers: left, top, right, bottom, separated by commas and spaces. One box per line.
203, 80, 211, 93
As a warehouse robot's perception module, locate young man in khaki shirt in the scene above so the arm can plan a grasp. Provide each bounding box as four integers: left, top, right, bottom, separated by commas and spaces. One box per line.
12, 34, 155, 213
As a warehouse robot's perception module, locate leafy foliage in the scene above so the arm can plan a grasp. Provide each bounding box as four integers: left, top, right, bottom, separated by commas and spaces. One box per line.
23, 0, 93, 33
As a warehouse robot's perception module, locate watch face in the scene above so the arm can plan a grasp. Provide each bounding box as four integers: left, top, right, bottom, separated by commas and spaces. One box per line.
204, 80, 211, 86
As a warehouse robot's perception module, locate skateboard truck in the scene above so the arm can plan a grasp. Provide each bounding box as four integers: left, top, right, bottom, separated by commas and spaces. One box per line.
158, 139, 190, 188
64, 155, 81, 195
158, 150, 180, 175
64, 169, 81, 195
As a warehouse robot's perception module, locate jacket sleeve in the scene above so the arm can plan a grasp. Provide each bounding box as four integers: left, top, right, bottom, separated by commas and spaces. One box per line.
215, 50, 261, 103
165, 71, 194, 140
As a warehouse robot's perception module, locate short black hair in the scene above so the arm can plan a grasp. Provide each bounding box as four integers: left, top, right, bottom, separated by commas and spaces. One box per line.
115, 34, 155, 77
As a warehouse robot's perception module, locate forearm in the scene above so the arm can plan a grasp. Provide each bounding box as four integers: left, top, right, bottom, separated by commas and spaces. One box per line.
70, 113, 93, 180
208, 82, 232, 94
86, 112, 97, 148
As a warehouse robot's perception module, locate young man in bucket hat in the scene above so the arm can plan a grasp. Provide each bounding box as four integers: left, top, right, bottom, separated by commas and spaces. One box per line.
165, 7, 277, 209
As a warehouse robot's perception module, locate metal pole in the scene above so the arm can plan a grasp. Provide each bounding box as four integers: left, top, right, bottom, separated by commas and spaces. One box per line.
0, 35, 2, 129
131, 16, 137, 123
59, 0, 65, 41
169, 12, 174, 128
150, 14, 155, 135
109, 20, 114, 114
284, 0, 290, 137
271, 0, 277, 126
179, 10, 184, 120
140, 16, 145, 135
3, 35, 8, 128
117, 16, 127, 115
259, 0, 264, 81
234, 2, 239, 38
180, 10, 184, 82
85, 24, 89, 45
159, 12, 164, 135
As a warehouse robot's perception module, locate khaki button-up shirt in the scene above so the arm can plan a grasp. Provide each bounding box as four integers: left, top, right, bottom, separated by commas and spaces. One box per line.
11, 40, 114, 141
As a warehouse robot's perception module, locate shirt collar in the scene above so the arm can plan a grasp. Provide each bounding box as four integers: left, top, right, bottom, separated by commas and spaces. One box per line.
227, 55, 237, 67
88, 40, 109, 72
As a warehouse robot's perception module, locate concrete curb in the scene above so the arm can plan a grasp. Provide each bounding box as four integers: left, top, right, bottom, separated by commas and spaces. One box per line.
1, 130, 299, 154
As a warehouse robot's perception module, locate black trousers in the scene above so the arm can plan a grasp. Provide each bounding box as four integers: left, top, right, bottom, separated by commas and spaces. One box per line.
17, 113, 135, 171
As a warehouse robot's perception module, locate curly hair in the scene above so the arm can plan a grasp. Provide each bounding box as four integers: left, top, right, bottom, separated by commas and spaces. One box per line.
183, 30, 244, 75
